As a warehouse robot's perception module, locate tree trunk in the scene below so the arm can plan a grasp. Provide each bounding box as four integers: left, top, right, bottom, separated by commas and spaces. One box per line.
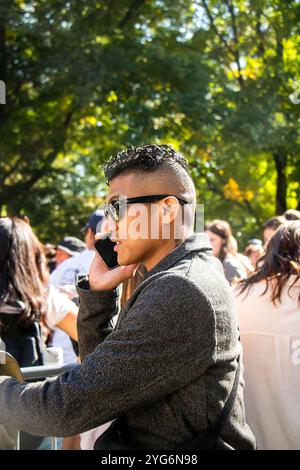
0, 18, 6, 120
273, 151, 287, 214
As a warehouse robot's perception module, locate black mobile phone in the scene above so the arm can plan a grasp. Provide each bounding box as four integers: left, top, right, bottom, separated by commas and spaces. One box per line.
94, 235, 119, 269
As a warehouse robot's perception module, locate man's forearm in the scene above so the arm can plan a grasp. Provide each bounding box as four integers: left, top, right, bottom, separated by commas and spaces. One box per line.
0, 363, 111, 437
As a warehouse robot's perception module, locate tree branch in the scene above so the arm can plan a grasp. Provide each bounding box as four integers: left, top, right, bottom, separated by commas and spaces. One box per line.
0, 106, 75, 200
254, 6, 265, 56
192, 158, 261, 226
224, 0, 244, 87
1, 106, 74, 185
201, 0, 244, 88
0, 16, 6, 123
118, 0, 147, 29
0, 155, 24, 185
18, 110, 74, 189
201, 0, 235, 58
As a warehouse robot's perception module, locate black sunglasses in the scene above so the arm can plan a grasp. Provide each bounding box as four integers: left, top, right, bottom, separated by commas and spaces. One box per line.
103, 194, 189, 222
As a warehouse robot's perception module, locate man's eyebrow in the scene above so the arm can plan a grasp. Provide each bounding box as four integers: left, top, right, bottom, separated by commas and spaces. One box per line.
107, 194, 121, 203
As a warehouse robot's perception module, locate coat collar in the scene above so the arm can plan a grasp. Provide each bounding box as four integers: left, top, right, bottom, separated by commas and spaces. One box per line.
143, 232, 212, 279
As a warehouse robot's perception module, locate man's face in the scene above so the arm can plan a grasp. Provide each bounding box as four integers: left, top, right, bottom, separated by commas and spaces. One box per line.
105, 173, 165, 266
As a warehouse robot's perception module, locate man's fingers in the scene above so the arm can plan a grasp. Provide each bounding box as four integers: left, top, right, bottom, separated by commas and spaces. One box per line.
118, 264, 139, 282
94, 232, 108, 241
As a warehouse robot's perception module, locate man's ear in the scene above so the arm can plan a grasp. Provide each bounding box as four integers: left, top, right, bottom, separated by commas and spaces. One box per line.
161, 199, 179, 224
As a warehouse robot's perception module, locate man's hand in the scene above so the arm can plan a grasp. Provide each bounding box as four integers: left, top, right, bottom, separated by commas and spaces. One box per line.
89, 234, 138, 291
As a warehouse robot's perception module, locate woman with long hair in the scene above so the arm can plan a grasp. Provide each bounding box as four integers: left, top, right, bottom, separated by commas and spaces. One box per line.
205, 219, 251, 283
0, 217, 78, 367
234, 221, 300, 449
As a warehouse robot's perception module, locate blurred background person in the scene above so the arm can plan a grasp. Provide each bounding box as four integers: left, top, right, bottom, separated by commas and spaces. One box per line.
244, 239, 265, 269
44, 243, 56, 273
0, 217, 79, 450
284, 209, 300, 221
228, 235, 254, 277
205, 219, 248, 284
50, 210, 104, 288
233, 221, 300, 449
262, 215, 286, 245
0, 217, 78, 366
49, 212, 104, 450
48, 212, 104, 367
55, 236, 86, 267
48, 236, 86, 366
14, 214, 30, 224
50, 236, 87, 288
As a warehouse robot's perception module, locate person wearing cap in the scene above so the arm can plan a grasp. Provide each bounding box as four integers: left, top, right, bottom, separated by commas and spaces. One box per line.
244, 240, 264, 269
49, 212, 105, 449
245, 238, 263, 247
49, 236, 88, 369
49, 211, 104, 289
49, 212, 104, 360
55, 237, 86, 267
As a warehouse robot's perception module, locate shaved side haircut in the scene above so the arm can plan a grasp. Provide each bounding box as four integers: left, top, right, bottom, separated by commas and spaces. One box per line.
104, 144, 196, 204
104, 144, 196, 233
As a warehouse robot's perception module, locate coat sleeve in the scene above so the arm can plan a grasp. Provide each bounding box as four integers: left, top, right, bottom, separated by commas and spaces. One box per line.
76, 283, 120, 359
0, 274, 215, 437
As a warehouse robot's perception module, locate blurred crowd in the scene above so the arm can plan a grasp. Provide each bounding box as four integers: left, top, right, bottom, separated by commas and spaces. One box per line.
0, 206, 300, 450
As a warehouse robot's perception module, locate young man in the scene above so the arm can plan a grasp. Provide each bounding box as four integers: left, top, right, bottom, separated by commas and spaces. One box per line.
0, 144, 255, 449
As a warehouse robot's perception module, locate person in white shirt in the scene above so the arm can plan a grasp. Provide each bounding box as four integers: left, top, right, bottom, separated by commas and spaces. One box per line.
46, 285, 78, 338
50, 210, 104, 288
233, 220, 300, 450
49, 213, 104, 364
49, 236, 86, 364
49, 211, 105, 450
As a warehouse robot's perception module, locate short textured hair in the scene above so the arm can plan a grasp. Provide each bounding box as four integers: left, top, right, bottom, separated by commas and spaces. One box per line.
104, 144, 190, 182
103, 144, 196, 233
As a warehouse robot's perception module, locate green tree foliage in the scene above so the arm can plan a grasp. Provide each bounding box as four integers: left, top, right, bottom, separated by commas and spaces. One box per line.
191, 0, 300, 237
0, 0, 299, 246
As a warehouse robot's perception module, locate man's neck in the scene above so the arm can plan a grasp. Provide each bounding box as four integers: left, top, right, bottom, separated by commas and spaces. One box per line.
143, 238, 184, 272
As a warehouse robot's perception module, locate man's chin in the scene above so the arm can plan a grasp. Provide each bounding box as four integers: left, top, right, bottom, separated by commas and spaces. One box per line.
117, 254, 132, 266
118, 253, 139, 267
